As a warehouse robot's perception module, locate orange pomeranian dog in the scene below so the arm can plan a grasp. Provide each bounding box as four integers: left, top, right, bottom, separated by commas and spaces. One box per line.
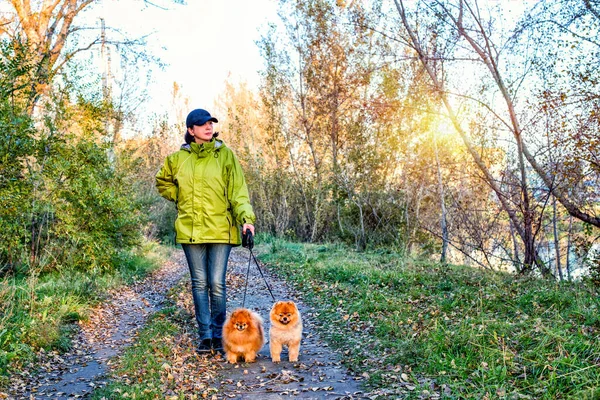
222, 308, 265, 363
269, 301, 303, 363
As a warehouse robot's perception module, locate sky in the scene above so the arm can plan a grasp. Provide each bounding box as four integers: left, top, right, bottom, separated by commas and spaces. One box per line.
88, 0, 279, 120
0, 0, 533, 128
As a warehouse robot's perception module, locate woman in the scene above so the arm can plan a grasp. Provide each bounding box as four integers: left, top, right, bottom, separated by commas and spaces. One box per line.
156, 108, 255, 353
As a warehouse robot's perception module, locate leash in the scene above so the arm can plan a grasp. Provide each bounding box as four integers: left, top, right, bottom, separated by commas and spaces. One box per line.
242, 231, 276, 307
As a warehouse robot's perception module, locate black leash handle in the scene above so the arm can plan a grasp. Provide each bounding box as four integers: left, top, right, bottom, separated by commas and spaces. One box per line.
242, 229, 254, 250
242, 231, 276, 307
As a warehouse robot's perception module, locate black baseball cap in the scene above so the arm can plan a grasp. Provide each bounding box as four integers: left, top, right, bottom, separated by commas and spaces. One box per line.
186, 109, 218, 128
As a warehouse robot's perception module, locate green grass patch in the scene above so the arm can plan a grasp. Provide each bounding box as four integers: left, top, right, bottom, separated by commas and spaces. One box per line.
258, 238, 600, 399
0, 241, 170, 382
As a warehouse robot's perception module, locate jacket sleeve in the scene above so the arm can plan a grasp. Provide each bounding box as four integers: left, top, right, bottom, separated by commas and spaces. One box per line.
228, 153, 256, 225
155, 156, 178, 203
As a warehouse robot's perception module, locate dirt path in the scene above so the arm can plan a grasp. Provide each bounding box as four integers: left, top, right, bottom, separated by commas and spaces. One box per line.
218, 248, 365, 399
7, 253, 188, 399
7, 248, 367, 399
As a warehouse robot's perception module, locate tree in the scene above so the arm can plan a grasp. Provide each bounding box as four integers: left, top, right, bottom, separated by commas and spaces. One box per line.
393, 0, 599, 274
1, 0, 182, 111
2, 0, 97, 108
0, 39, 36, 272
0, 0, 181, 272
258, 0, 405, 246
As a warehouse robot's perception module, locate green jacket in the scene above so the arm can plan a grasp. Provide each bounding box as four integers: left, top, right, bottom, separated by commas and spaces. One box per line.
155, 139, 255, 245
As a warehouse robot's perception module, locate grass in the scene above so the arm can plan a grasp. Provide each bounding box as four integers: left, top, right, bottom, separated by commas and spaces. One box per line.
0, 240, 171, 383
258, 237, 600, 399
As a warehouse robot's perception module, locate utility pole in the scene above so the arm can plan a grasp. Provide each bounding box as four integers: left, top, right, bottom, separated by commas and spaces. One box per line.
100, 17, 120, 147
100, 18, 112, 101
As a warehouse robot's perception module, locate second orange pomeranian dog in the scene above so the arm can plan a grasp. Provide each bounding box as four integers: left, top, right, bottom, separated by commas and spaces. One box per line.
269, 301, 303, 363
222, 308, 265, 363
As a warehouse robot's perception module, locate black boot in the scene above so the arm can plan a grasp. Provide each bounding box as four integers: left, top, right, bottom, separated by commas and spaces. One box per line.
197, 338, 212, 353
211, 337, 224, 353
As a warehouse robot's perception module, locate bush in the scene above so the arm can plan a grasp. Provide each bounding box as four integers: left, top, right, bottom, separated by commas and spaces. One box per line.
0, 38, 147, 276
0, 40, 36, 274
41, 132, 144, 272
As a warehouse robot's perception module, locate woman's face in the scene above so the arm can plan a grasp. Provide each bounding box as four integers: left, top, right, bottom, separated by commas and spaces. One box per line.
188, 121, 214, 143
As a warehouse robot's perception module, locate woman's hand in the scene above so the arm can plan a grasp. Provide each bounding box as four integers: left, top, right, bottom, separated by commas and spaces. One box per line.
242, 223, 255, 236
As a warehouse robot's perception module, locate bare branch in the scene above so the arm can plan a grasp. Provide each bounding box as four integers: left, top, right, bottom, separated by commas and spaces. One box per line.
51, 37, 101, 76
445, 90, 512, 130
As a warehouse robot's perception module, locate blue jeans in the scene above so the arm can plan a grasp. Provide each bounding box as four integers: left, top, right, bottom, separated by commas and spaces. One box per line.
181, 243, 232, 340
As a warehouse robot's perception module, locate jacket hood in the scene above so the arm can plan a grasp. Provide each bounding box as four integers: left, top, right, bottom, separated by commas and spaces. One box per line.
180, 139, 225, 153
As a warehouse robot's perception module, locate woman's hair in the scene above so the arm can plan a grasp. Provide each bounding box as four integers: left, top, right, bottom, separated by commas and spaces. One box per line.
184, 131, 194, 144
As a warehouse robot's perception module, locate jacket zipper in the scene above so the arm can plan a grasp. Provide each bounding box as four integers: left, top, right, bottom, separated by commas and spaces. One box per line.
200, 149, 207, 240
190, 154, 196, 242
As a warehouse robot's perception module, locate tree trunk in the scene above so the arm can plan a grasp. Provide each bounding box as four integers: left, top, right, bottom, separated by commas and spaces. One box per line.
566, 216, 573, 281
552, 196, 564, 281
355, 199, 366, 251
509, 220, 522, 273
433, 131, 448, 264
337, 203, 344, 235
516, 133, 536, 272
